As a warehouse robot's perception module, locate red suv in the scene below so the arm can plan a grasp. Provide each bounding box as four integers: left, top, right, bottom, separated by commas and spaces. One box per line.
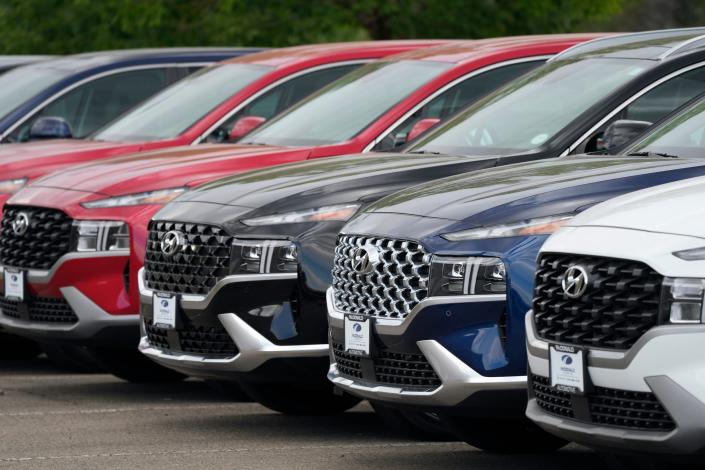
0, 35, 601, 382
0, 41, 444, 210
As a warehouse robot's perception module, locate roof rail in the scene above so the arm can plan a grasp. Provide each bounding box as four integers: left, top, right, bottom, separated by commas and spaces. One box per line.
659, 33, 705, 59
549, 27, 705, 62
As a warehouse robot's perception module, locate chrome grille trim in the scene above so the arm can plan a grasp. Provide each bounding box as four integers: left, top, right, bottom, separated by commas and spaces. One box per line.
332, 234, 430, 319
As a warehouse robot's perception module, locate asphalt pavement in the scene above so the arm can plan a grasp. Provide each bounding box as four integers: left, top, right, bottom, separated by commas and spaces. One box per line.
0, 358, 606, 469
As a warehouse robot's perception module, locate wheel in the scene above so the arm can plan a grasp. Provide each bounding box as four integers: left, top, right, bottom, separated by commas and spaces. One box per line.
205, 379, 252, 402
0, 332, 41, 359
238, 380, 360, 415
370, 402, 456, 441
89, 347, 186, 383
40, 343, 105, 373
442, 416, 568, 453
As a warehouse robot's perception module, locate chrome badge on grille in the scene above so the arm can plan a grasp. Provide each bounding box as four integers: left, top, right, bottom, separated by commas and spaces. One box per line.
352, 244, 380, 274
160, 230, 186, 257
562, 265, 589, 298
11, 212, 30, 236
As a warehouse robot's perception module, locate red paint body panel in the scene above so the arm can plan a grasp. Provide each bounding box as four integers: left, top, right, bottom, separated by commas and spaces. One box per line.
6, 35, 605, 323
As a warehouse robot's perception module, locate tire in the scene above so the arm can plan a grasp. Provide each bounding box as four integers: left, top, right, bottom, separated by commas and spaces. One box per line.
0, 332, 41, 359
205, 379, 253, 402
370, 402, 455, 441
40, 343, 105, 373
442, 416, 568, 453
90, 347, 186, 383
239, 380, 360, 415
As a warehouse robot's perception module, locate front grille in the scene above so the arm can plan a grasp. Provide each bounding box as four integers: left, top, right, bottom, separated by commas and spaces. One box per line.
332, 342, 441, 391
0, 206, 73, 270
0, 296, 78, 324
533, 253, 663, 350
144, 221, 234, 296
146, 320, 238, 357
332, 235, 430, 319
531, 375, 675, 431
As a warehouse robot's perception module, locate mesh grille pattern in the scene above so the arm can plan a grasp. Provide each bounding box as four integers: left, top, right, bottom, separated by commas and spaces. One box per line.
331, 342, 441, 391
144, 221, 234, 295
531, 375, 675, 431
146, 321, 238, 357
532, 374, 574, 418
332, 235, 430, 319
0, 206, 73, 270
0, 296, 78, 324
533, 253, 663, 350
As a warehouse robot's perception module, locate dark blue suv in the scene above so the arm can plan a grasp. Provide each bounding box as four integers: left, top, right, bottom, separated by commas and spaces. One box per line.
0, 48, 258, 143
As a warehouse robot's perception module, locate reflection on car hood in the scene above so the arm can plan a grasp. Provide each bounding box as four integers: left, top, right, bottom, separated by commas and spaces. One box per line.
362, 156, 705, 229
30, 143, 306, 196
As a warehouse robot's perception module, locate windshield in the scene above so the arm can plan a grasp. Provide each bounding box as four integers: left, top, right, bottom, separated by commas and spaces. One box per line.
629, 97, 705, 158
410, 58, 651, 156
0, 65, 72, 120
94, 63, 273, 142
243, 60, 452, 147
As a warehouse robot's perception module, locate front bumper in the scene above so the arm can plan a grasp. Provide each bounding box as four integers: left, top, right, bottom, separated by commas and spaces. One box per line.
138, 269, 329, 380
0, 254, 138, 344
526, 311, 705, 455
326, 287, 526, 408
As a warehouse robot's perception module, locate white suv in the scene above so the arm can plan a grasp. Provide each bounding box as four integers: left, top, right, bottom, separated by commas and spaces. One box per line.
525, 175, 705, 456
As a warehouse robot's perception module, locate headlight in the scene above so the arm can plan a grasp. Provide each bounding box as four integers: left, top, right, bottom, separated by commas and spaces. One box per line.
72, 221, 129, 252
241, 203, 361, 226
662, 278, 705, 324
0, 178, 28, 194
429, 255, 506, 296
81, 188, 186, 209
442, 215, 573, 241
231, 239, 298, 274
673, 246, 705, 261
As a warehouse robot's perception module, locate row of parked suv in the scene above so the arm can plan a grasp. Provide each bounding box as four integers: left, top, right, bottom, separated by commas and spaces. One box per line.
1, 29, 705, 463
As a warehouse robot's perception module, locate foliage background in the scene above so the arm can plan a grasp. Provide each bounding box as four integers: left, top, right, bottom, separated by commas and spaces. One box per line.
0, 0, 700, 54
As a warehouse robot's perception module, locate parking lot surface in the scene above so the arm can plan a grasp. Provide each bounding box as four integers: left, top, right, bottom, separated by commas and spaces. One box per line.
0, 359, 605, 470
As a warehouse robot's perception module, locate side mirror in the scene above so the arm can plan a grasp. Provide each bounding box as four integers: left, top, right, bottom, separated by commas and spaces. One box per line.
407, 118, 441, 143
229, 116, 266, 142
601, 119, 652, 152
29, 116, 73, 140
29, 117, 73, 140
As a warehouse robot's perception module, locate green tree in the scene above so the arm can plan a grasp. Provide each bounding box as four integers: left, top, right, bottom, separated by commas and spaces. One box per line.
0, 0, 627, 54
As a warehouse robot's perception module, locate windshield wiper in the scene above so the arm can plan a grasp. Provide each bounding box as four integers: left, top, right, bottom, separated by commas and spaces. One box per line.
407, 149, 443, 155
626, 150, 679, 158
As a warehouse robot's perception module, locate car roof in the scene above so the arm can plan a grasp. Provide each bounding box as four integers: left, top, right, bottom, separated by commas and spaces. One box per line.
0, 55, 55, 68
24, 48, 260, 72
552, 27, 705, 61
383, 34, 609, 64
228, 40, 447, 67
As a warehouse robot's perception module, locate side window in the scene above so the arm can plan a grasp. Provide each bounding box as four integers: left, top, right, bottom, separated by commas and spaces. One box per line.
205, 63, 362, 143
579, 66, 705, 153
372, 60, 543, 151
9, 68, 176, 142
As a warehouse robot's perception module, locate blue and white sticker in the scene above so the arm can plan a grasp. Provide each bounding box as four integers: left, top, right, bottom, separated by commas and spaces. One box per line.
153, 294, 176, 328
4, 269, 24, 301
549, 344, 585, 393
344, 314, 370, 357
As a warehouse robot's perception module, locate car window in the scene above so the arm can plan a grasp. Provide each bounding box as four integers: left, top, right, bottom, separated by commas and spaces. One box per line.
372, 60, 544, 151
577, 65, 705, 153
0, 65, 74, 123
93, 63, 273, 142
204, 64, 361, 143
8, 68, 182, 142
243, 60, 453, 147
410, 58, 652, 157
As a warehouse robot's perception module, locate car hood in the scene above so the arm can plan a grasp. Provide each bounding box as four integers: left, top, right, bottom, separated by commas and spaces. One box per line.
171, 152, 477, 214
0, 139, 141, 180
565, 175, 705, 238
31, 143, 308, 196
361, 156, 705, 231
